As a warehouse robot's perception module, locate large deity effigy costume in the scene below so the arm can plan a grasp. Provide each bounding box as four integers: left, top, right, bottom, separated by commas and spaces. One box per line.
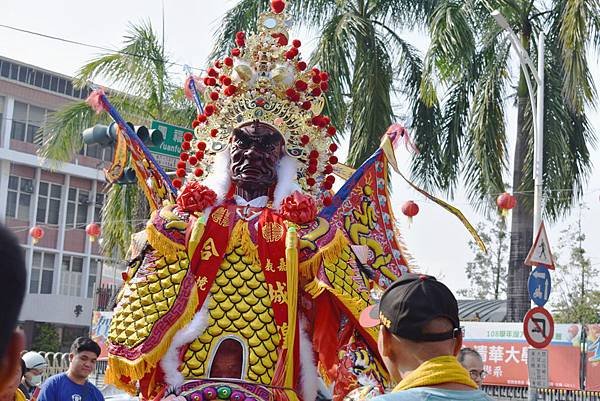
102, 5, 416, 401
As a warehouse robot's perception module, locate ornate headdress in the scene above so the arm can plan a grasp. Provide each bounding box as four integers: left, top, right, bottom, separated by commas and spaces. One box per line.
176, 1, 338, 203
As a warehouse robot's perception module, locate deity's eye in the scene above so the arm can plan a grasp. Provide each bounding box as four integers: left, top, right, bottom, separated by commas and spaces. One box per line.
233, 132, 252, 149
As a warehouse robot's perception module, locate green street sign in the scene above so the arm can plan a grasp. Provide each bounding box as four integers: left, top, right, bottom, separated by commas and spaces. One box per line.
148, 120, 190, 169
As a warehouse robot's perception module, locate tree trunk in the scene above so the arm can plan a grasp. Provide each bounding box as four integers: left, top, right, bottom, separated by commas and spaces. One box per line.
506, 57, 533, 321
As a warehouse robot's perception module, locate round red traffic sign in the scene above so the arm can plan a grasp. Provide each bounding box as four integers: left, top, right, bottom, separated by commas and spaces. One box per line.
523, 306, 554, 349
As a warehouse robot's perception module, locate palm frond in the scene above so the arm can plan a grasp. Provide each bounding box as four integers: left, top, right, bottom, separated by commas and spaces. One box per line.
409, 98, 444, 191
310, 13, 355, 133
437, 80, 471, 193
101, 184, 143, 259
371, 21, 444, 191
75, 21, 172, 113
368, 0, 438, 28
38, 101, 107, 165
521, 31, 596, 220
462, 41, 510, 206
426, 0, 476, 80
552, 0, 597, 113
347, 23, 394, 167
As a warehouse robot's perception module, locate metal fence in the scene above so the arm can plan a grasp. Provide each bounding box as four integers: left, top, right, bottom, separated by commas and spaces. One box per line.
25, 352, 600, 401
482, 386, 600, 401
94, 284, 119, 312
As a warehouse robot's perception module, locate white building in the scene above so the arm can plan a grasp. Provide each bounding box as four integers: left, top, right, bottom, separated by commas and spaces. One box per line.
0, 55, 123, 351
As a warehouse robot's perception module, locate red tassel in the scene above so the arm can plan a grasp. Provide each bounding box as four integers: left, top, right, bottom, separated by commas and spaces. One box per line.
85, 88, 106, 114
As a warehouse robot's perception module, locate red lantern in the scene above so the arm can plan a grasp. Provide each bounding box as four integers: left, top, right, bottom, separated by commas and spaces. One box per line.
401, 200, 419, 225
496, 192, 516, 216
29, 226, 44, 244
85, 223, 101, 242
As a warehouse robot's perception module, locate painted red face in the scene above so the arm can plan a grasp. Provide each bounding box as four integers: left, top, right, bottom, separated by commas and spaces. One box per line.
230, 122, 283, 194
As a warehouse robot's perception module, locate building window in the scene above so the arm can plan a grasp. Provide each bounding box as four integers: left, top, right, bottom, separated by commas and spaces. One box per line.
36, 182, 62, 224
30, 251, 55, 294
42, 73, 50, 90
88, 259, 102, 298
0, 95, 5, 137
6, 175, 33, 220
65, 188, 89, 229
0, 60, 10, 78
60, 255, 83, 297
10, 101, 51, 144
94, 193, 105, 223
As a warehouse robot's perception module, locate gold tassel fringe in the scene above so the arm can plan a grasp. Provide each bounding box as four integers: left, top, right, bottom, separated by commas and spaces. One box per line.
285, 226, 299, 387
105, 284, 199, 392
145, 216, 186, 257
299, 229, 348, 281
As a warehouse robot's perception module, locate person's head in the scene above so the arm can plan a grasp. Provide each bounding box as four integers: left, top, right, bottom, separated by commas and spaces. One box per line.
360, 274, 462, 383
230, 121, 284, 195
0, 224, 26, 391
21, 351, 47, 387
458, 348, 485, 387
67, 338, 101, 382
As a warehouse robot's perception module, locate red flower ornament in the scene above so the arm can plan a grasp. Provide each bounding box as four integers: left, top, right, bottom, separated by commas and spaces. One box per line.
176, 182, 218, 214
280, 191, 317, 225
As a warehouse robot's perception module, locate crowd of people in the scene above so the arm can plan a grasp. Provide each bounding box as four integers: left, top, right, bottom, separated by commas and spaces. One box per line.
0, 224, 104, 401
1, 221, 491, 401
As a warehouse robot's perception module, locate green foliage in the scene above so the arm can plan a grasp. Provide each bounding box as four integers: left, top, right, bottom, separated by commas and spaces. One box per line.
458, 215, 508, 300
413, 0, 598, 320
37, 22, 196, 259
415, 0, 597, 216
31, 323, 60, 352
214, 0, 439, 168
552, 214, 600, 324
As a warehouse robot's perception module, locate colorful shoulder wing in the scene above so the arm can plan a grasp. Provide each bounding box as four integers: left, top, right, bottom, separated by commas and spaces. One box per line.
106, 204, 198, 390
300, 130, 411, 295
298, 131, 411, 396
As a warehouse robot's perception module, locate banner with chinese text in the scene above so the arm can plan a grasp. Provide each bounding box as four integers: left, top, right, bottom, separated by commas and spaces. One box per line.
463, 322, 580, 389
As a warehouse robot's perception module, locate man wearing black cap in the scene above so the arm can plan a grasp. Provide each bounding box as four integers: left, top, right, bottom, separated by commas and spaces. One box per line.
360, 274, 492, 401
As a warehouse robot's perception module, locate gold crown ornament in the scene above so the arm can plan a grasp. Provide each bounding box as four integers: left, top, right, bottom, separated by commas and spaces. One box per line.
175, 0, 339, 204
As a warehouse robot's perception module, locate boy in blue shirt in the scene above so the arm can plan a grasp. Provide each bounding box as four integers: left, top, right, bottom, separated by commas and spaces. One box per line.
38, 337, 104, 401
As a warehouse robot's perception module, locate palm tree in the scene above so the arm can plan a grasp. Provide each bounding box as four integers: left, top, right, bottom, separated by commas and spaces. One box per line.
38, 21, 195, 259
211, 0, 439, 167
414, 0, 598, 320
215, 0, 599, 320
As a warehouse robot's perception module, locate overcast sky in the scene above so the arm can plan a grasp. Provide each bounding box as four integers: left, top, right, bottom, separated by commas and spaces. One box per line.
1, 0, 599, 297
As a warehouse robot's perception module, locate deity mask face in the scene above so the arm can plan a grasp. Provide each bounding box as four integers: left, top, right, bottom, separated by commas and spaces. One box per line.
230, 121, 283, 194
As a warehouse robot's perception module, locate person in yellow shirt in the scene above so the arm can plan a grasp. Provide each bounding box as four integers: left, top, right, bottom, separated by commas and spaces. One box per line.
359, 274, 492, 401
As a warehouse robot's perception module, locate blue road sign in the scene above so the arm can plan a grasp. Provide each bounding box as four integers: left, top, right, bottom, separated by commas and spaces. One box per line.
528, 265, 552, 307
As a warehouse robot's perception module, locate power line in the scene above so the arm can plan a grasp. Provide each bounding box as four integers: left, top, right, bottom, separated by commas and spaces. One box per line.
0, 23, 205, 72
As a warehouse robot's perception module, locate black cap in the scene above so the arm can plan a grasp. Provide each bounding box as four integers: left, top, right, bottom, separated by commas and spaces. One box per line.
359, 273, 461, 342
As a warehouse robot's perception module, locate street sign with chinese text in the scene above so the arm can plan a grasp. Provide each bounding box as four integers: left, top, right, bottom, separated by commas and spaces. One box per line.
528, 266, 552, 307
528, 348, 549, 388
148, 120, 190, 169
